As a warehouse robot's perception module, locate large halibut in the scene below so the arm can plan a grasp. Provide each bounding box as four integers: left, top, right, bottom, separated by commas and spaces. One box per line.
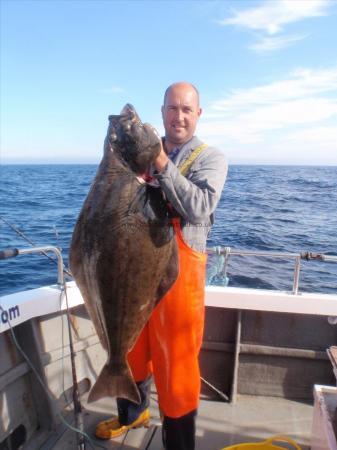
69, 104, 178, 404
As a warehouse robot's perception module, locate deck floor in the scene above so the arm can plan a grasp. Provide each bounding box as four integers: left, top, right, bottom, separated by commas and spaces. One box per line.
31, 390, 313, 450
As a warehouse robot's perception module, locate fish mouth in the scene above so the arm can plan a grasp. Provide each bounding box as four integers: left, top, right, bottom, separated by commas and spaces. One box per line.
120, 103, 140, 124
107, 104, 141, 146
121, 103, 136, 115
108, 104, 140, 128
106, 104, 161, 174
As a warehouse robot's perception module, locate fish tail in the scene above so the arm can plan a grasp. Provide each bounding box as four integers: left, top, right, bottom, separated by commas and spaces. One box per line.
87, 363, 141, 404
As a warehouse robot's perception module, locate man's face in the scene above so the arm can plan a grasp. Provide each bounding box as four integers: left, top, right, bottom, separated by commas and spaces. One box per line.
161, 84, 202, 148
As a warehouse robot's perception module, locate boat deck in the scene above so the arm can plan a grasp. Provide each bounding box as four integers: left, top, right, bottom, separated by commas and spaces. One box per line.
26, 390, 313, 450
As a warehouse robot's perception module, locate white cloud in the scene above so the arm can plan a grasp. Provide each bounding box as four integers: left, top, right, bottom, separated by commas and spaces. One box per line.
219, 0, 329, 35
285, 125, 337, 145
249, 33, 307, 52
198, 67, 337, 164
208, 68, 337, 112
200, 97, 337, 143
266, 127, 337, 165
218, 0, 331, 52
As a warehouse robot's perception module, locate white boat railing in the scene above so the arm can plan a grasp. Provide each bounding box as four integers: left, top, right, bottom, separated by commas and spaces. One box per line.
0, 246, 65, 285
0, 245, 336, 335
207, 246, 337, 294
1, 245, 337, 296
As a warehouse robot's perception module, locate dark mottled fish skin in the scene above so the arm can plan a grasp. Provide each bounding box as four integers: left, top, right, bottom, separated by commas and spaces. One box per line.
69, 105, 178, 404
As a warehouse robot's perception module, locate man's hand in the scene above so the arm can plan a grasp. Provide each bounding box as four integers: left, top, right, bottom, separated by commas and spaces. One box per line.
154, 145, 169, 172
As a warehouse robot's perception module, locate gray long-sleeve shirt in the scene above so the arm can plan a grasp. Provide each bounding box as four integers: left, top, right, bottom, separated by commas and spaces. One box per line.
154, 136, 228, 252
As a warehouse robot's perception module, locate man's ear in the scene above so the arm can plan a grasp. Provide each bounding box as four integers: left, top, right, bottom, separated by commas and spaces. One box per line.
198, 107, 202, 118
161, 105, 164, 119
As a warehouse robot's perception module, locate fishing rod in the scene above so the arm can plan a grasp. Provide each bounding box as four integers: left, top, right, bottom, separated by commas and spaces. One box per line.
63, 283, 86, 450
0, 216, 73, 278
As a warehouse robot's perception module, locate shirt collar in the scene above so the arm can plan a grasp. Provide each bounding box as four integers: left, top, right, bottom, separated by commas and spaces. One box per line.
162, 136, 202, 165
167, 147, 180, 162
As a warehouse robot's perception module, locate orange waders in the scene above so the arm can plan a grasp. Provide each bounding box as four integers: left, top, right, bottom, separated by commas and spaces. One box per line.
118, 218, 207, 449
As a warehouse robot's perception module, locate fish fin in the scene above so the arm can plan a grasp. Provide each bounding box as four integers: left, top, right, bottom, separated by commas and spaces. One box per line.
155, 241, 179, 305
69, 247, 109, 350
87, 364, 141, 404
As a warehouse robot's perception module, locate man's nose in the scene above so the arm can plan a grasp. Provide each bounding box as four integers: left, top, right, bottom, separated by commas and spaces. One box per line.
175, 109, 184, 121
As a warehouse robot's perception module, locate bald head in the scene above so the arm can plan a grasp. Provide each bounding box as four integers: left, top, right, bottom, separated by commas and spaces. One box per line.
161, 82, 202, 150
163, 82, 200, 107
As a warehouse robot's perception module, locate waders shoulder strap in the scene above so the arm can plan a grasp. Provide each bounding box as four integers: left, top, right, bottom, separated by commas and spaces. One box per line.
179, 143, 208, 176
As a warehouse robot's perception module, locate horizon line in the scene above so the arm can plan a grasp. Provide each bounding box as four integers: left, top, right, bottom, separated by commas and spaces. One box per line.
2, 162, 337, 167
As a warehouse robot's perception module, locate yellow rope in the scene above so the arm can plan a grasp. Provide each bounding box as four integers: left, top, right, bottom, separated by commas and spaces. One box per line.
179, 143, 208, 176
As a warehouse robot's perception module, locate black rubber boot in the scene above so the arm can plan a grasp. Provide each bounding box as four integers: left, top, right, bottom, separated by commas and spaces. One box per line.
162, 409, 197, 450
116, 376, 151, 425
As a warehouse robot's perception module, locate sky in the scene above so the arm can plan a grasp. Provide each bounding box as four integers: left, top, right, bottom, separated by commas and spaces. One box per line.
1, 0, 337, 165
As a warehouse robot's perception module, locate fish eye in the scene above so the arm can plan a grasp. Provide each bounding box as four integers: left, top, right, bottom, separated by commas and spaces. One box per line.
109, 133, 117, 142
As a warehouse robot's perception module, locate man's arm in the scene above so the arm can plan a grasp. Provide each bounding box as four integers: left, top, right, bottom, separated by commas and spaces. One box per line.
154, 147, 228, 224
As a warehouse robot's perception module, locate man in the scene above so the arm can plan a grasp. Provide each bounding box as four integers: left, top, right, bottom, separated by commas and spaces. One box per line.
95, 82, 228, 449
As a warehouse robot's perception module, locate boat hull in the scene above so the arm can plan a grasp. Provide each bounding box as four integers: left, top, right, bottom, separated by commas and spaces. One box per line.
0, 283, 336, 447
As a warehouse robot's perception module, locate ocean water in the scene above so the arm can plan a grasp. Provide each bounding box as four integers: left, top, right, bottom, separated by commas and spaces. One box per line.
0, 164, 336, 296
